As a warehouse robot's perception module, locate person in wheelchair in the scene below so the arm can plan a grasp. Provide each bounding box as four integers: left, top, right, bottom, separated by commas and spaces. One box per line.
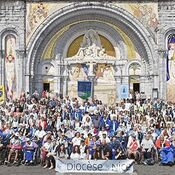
23, 138, 38, 165
6, 133, 22, 165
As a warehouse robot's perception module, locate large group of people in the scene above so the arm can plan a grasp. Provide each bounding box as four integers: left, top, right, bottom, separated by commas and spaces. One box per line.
0, 90, 175, 169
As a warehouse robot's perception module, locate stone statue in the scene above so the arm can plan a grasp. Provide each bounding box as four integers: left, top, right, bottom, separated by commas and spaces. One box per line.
81, 29, 102, 48
73, 29, 116, 60
99, 48, 107, 57
87, 62, 95, 76
103, 66, 115, 81
76, 29, 102, 58
69, 65, 87, 81
97, 65, 115, 82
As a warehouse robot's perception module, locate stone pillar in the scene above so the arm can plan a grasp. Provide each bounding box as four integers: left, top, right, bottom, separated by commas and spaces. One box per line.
25, 75, 30, 93
89, 76, 95, 100
63, 76, 68, 97
0, 50, 5, 86
16, 50, 24, 97
114, 76, 121, 101
35, 75, 43, 94
53, 76, 61, 95
157, 50, 166, 100
55, 54, 62, 95
146, 76, 154, 99
139, 76, 145, 93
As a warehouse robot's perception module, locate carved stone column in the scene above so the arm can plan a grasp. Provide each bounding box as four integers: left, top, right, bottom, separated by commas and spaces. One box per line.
89, 75, 95, 100
62, 62, 69, 97
114, 75, 120, 101
139, 76, 145, 93
35, 75, 43, 94
16, 50, 25, 97
55, 54, 62, 96
63, 76, 68, 97
0, 50, 5, 86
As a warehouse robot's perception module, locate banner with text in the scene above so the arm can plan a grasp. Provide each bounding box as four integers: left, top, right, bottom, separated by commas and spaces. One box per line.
55, 159, 134, 174
78, 81, 92, 99
119, 84, 129, 99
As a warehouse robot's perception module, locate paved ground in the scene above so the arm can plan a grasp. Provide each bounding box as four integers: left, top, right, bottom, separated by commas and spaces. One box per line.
0, 164, 175, 175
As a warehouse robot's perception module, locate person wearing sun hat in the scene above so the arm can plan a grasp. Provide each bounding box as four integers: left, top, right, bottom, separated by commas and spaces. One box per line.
7, 132, 22, 164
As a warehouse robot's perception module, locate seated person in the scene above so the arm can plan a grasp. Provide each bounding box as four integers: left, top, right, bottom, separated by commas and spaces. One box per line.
23, 138, 38, 164
127, 134, 140, 163
0, 135, 7, 164
70, 145, 81, 159
80, 139, 89, 159
41, 137, 53, 167
110, 135, 124, 160
100, 140, 112, 160
141, 133, 154, 162
44, 140, 61, 169
156, 135, 174, 165
7, 133, 22, 164
93, 144, 102, 160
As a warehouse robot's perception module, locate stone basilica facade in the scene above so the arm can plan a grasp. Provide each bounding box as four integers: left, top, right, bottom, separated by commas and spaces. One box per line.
0, 0, 174, 104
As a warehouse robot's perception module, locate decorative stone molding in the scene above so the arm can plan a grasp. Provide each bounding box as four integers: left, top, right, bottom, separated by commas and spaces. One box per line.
26, 2, 156, 79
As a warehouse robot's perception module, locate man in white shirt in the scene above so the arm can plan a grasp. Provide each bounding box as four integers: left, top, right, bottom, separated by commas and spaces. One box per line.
35, 127, 46, 140
141, 134, 154, 161
72, 132, 81, 146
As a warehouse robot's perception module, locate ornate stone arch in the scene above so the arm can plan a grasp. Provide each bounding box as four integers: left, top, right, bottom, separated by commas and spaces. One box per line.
26, 2, 157, 92
163, 28, 175, 49
55, 22, 125, 59
0, 28, 20, 50
126, 60, 145, 76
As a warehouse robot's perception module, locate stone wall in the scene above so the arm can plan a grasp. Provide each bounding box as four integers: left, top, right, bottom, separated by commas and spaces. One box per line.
158, 1, 175, 101
0, 0, 25, 96
0, 0, 172, 100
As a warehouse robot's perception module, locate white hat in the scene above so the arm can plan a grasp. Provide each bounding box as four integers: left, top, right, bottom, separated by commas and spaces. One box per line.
15, 133, 19, 137
26, 138, 30, 142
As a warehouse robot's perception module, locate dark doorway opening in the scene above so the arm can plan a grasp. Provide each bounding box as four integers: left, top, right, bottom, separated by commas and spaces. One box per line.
133, 83, 140, 93
43, 83, 50, 92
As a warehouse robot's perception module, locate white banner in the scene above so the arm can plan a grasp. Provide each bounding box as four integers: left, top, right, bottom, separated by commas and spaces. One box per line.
55, 159, 134, 174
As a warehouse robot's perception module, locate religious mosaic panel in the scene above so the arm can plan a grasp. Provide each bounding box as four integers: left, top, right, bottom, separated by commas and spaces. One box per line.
5, 35, 17, 99
26, 2, 158, 44
167, 34, 175, 102
115, 2, 158, 42
26, 2, 71, 43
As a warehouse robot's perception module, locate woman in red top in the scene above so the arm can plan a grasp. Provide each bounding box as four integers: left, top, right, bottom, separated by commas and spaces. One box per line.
127, 135, 140, 163
155, 135, 170, 150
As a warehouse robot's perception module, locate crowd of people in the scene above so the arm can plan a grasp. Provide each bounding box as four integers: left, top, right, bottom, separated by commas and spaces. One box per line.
0, 90, 175, 169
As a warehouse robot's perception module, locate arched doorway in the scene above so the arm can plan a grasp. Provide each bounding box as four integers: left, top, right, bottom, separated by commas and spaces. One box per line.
129, 63, 141, 94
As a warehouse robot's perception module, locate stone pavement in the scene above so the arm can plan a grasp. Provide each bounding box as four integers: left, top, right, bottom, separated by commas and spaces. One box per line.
0, 164, 174, 175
